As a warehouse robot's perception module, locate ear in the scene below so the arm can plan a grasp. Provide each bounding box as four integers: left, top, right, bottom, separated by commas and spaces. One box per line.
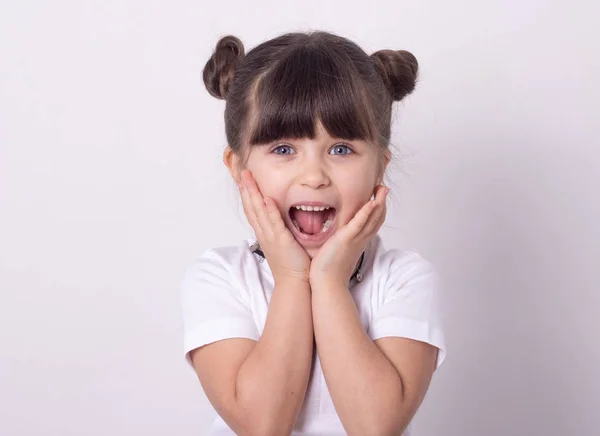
223, 146, 242, 183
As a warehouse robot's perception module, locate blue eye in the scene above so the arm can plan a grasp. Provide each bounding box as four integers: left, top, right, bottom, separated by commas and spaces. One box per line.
272, 145, 295, 155
329, 144, 353, 155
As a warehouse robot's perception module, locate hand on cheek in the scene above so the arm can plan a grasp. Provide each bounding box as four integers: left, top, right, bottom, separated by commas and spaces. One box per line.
309, 184, 389, 287
238, 169, 311, 284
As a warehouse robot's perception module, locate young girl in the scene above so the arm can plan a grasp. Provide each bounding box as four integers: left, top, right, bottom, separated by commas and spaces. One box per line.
181, 31, 446, 436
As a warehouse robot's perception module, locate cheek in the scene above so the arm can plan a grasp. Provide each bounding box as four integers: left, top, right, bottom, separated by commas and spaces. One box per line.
338, 158, 378, 192
335, 177, 377, 225
246, 161, 277, 196
252, 175, 288, 211
339, 176, 376, 206
244, 158, 291, 218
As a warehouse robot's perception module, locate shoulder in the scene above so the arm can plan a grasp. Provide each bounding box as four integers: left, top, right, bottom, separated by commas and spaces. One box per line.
179, 238, 262, 308
179, 239, 262, 363
367, 237, 447, 369
370, 236, 437, 289
179, 238, 262, 317
181, 238, 256, 282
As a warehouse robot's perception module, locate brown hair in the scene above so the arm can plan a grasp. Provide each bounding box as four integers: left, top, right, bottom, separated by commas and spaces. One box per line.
202, 31, 418, 167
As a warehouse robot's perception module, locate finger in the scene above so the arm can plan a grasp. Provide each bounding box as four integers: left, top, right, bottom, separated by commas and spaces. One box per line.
237, 179, 251, 218
363, 186, 389, 235
343, 196, 379, 240
239, 180, 262, 234
264, 197, 287, 233
345, 185, 389, 239
239, 172, 261, 230
242, 170, 271, 235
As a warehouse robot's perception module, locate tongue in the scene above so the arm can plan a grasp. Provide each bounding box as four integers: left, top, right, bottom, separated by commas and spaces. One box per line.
292, 210, 328, 234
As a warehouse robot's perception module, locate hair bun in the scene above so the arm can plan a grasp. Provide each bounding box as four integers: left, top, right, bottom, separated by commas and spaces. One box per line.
370, 49, 418, 101
203, 35, 245, 100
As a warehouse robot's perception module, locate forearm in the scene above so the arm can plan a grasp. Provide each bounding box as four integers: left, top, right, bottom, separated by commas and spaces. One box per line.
236, 278, 314, 435
312, 279, 404, 436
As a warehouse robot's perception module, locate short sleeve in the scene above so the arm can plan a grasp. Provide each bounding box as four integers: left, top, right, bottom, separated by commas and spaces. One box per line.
180, 249, 260, 368
368, 251, 447, 371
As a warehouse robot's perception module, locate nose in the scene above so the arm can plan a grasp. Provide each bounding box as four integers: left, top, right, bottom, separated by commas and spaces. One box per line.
299, 158, 330, 189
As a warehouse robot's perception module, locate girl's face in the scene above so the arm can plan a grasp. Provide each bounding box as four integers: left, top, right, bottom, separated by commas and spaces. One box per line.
226, 120, 387, 259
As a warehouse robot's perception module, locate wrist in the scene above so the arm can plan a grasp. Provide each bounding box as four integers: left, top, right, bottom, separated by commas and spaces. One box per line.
274, 275, 311, 290
309, 273, 347, 290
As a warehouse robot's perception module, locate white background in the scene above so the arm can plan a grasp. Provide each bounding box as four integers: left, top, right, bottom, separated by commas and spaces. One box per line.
1, 1, 598, 435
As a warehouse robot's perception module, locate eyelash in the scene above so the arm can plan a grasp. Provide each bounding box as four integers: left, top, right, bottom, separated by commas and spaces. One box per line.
271, 144, 354, 156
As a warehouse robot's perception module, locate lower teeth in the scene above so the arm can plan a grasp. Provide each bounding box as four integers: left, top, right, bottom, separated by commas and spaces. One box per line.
291, 219, 333, 234
320, 219, 333, 233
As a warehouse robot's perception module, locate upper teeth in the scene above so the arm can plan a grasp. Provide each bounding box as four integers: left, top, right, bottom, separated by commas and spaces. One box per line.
294, 205, 331, 212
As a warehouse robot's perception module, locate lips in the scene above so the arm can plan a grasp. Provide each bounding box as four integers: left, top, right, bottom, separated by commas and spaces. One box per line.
286, 202, 338, 245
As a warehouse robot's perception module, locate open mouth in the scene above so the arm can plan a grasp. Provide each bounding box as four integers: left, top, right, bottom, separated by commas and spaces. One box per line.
288, 204, 337, 239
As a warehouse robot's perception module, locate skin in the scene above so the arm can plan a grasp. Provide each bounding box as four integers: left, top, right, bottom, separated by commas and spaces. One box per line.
224, 119, 390, 282
223, 118, 438, 434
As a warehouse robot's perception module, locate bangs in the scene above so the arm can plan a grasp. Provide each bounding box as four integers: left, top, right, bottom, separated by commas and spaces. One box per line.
246, 45, 377, 146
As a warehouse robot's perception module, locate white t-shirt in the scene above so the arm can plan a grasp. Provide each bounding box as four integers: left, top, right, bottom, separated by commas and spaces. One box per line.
180, 234, 446, 435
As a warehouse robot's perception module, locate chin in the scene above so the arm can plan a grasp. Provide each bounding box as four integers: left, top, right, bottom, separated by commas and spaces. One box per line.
305, 246, 319, 259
